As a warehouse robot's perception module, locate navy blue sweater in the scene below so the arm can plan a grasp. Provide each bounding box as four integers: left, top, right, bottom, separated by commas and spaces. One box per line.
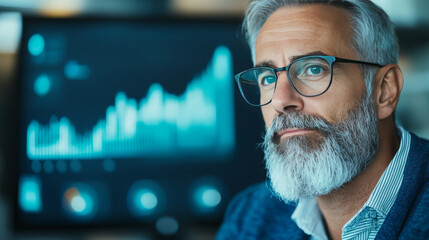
217, 133, 429, 240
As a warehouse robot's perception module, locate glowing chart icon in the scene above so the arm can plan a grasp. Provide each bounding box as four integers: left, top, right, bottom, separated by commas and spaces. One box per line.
27, 46, 235, 160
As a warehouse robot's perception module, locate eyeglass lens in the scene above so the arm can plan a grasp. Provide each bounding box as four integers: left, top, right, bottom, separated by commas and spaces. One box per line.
237, 56, 332, 106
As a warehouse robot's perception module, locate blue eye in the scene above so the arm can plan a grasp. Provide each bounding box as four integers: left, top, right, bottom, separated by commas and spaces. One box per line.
260, 75, 276, 85
307, 66, 323, 75
291, 58, 330, 82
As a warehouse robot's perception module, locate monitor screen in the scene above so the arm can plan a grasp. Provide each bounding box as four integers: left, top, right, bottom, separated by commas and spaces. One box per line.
15, 17, 265, 234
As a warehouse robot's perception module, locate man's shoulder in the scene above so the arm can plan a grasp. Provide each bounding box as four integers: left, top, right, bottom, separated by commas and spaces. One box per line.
398, 179, 429, 239
408, 132, 429, 159
378, 132, 429, 239
216, 182, 307, 240
224, 182, 296, 219
402, 133, 429, 239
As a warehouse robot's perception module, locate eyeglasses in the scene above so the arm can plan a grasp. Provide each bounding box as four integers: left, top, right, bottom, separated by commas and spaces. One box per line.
235, 55, 384, 106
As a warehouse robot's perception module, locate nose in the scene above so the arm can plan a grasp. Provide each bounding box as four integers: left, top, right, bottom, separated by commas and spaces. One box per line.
270, 72, 304, 113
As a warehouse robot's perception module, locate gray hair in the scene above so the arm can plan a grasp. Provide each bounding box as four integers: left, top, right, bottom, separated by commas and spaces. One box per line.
243, 0, 399, 94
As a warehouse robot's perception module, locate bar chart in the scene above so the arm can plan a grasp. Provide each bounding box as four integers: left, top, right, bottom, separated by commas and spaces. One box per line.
27, 46, 235, 160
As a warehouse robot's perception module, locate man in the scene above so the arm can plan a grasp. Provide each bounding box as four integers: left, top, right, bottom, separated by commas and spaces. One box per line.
217, 0, 429, 239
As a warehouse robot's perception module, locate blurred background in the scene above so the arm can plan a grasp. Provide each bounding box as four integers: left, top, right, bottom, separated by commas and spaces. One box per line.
0, 0, 428, 239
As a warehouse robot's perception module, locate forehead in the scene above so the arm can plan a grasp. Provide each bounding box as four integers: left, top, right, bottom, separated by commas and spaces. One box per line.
255, 4, 357, 65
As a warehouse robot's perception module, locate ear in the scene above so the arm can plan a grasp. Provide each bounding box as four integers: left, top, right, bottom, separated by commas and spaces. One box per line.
373, 64, 404, 120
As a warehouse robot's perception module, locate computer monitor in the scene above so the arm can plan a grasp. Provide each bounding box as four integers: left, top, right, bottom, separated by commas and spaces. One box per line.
14, 16, 266, 234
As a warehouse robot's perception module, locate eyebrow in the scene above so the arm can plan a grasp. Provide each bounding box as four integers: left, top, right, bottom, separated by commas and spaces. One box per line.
255, 51, 329, 68
254, 60, 277, 68
289, 51, 328, 62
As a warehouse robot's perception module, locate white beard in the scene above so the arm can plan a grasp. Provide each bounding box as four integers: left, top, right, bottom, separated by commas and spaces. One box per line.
263, 93, 379, 203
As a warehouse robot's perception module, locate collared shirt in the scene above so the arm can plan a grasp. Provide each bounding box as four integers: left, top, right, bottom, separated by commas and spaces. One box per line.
291, 126, 411, 240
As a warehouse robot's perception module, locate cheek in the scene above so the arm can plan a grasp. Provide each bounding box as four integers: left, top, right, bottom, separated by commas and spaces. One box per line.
318, 82, 365, 122
261, 106, 275, 128
309, 92, 355, 123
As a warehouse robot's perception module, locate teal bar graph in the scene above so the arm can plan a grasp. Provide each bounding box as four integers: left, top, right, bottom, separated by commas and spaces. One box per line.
27, 46, 235, 160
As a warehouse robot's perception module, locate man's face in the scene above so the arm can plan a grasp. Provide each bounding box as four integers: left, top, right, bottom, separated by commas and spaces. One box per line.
255, 4, 366, 128
255, 5, 380, 201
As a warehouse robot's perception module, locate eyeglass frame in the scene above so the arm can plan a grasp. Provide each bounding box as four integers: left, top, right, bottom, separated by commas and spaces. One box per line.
235, 55, 384, 107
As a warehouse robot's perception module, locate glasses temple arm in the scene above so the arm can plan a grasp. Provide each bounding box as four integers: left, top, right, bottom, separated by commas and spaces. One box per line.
335, 57, 384, 68
237, 79, 259, 85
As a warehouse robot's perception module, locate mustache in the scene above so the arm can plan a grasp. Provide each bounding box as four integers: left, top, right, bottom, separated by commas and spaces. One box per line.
266, 111, 333, 143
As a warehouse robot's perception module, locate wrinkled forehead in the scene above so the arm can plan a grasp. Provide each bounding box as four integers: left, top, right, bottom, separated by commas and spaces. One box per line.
254, 4, 357, 66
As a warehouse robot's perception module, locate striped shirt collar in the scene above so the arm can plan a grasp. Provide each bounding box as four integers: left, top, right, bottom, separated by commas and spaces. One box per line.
291, 126, 411, 240
362, 126, 411, 216
291, 198, 327, 240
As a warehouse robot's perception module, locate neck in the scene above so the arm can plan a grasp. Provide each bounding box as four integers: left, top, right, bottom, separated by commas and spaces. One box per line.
317, 118, 400, 240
